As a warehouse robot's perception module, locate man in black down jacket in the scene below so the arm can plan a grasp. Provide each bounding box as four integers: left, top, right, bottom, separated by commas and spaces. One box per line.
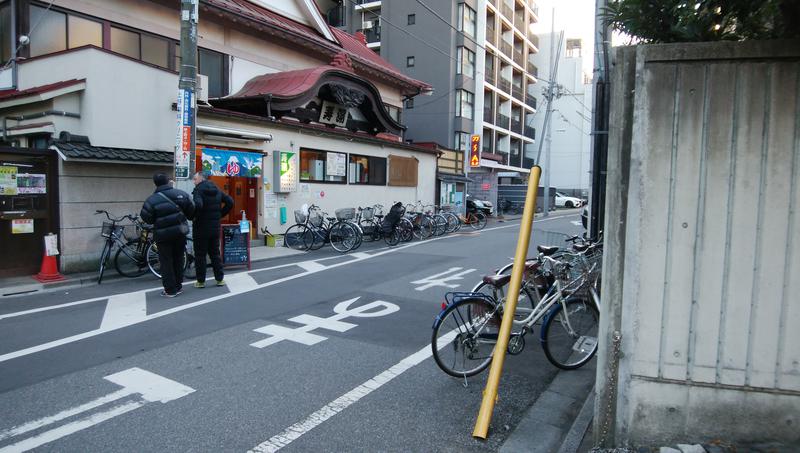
140, 173, 195, 297
191, 171, 233, 287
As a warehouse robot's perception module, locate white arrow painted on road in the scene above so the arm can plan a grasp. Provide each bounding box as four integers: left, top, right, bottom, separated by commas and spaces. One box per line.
250, 297, 399, 349
0, 367, 194, 452
410, 267, 476, 291
99, 291, 148, 330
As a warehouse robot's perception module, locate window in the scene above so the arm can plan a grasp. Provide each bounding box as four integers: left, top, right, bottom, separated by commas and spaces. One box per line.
68, 15, 102, 48
385, 104, 402, 124
0, 2, 10, 63
199, 48, 226, 98
388, 155, 418, 187
404, 98, 414, 109
406, 56, 415, 67
454, 131, 470, 152
110, 26, 140, 59
456, 46, 475, 78
455, 90, 474, 119
29, 5, 67, 56
566, 39, 582, 58
349, 154, 387, 185
457, 4, 477, 38
300, 149, 347, 183
407, 14, 415, 25
142, 34, 169, 68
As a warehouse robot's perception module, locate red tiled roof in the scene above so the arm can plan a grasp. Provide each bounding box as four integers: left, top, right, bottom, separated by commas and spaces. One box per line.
229, 66, 334, 99
201, 0, 431, 94
0, 79, 85, 102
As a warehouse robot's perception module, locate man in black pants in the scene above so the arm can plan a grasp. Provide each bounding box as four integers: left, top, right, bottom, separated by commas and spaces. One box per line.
191, 171, 233, 288
140, 173, 195, 297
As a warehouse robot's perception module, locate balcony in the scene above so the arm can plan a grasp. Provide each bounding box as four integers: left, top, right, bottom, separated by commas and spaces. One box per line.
500, 40, 513, 57
484, 108, 494, 123
485, 69, 496, 85
514, 15, 526, 32
501, 3, 514, 20
488, 0, 498, 7
514, 50, 525, 67
512, 85, 524, 102
524, 126, 536, 140
527, 61, 538, 77
486, 25, 496, 45
496, 113, 510, 130
357, 26, 381, 44
525, 95, 537, 109
511, 119, 522, 134
529, 34, 540, 49
498, 77, 511, 93
355, 0, 382, 10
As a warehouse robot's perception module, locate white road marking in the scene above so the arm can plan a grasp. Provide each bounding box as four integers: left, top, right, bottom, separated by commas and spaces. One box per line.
249, 298, 399, 349
0, 218, 573, 364
570, 220, 582, 226
0, 367, 193, 452
349, 252, 371, 259
99, 291, 148, 330
225, 272, 259, 294
296, 261, 326, 272
410, 267, 476, 291
248, 329, 459, 453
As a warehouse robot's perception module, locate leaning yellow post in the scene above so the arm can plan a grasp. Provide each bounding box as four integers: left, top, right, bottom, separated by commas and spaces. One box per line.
473, 165, 541, 439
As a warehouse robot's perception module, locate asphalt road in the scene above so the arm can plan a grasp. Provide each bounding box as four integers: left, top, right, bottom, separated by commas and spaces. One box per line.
0, 210, 584, 452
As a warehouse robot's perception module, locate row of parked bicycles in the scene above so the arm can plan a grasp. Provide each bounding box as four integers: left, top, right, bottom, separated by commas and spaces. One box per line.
431, 232, 603, 378
283, 201, 489, 253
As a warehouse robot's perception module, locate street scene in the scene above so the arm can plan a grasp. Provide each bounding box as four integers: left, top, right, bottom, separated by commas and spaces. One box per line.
1, 0, 799, 452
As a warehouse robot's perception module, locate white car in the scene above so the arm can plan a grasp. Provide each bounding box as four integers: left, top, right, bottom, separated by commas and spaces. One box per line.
555, 192, 583, 208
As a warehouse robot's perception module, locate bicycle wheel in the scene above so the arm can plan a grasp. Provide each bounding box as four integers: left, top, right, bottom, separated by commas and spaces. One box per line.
284, 224, 312, 251
398, 218, 414, 242
470, 212, 487, 230
471, 281, 538, 330
309, 226, 327, 250
146, 242, 162, 278
184, 238, 196, 280
432, 214, 448, 236
114, 239, 148, 277
329, 222, 358, 253
349, 222, 363, 251
97, 240, 113, 284
359, 220, 381, 242
431, 297, 502, 378
541, 298, 599, 370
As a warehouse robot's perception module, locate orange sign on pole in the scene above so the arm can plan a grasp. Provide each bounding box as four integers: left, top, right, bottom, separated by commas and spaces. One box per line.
469, 134, 480, 168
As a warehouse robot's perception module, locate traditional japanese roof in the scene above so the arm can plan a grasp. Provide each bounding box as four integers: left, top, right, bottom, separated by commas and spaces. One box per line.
0, 79, 85, 106
51, 135, 173, 165
198, 0, 431, 96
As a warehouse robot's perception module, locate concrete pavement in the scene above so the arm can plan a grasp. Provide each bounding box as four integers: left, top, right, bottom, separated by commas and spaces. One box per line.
0, 210, 587, 452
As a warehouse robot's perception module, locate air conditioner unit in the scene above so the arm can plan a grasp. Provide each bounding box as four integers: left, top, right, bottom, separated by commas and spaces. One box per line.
197, 74, 209, 104
363, 20, 374, 29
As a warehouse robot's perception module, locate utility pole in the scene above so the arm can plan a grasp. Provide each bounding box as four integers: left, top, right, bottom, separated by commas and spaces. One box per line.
589, 0, 609, 236
174, 0, 199, 191
535, 10, 564, 218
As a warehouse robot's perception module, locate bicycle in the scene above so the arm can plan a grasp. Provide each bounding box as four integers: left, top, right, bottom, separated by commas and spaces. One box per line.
435, 205, 462, 234
431, 247, 600, 377
423, 204, 449, 236
462, 204, 487, 230
356, 205, 382, 242
284, 206, 323, 251
405, 202, 434, 240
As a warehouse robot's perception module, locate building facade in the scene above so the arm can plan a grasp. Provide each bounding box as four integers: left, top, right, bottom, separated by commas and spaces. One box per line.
0, 0, 435, 275
321, 0, 540, 204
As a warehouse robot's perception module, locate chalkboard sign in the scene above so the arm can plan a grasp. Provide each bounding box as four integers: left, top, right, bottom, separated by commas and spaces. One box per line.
221, 224, 250, 269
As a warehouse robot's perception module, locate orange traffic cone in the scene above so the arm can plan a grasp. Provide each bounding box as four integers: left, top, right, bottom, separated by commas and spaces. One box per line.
34, 253, 65, 283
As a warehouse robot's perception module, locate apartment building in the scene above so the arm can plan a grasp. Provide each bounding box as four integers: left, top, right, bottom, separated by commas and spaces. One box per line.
322, 0, 540, 205
0, 0, 435, 275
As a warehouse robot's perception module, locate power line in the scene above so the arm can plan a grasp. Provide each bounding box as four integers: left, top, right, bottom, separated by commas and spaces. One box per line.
1, 0, 57, 72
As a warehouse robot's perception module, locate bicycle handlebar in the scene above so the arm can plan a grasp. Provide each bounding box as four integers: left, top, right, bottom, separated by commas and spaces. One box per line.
94, 210, 138, 223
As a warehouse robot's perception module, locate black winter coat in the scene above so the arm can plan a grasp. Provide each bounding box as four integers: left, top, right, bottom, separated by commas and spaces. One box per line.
140, 185, 195, 242
191, 180, 233, 237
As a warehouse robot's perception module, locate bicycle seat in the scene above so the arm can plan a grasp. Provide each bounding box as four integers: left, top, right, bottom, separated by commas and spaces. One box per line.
483, 273, 512, 287
573, 244, 589, 252
326, 217, 336, 222
375, 214, 384, 219
537, 245, 559, 256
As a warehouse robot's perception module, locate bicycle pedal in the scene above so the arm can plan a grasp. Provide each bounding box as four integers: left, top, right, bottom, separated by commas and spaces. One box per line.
508, 335, 525, 355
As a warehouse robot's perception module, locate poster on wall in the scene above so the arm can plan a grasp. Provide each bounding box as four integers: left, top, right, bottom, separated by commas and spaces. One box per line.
274, 151, 298, 193
326, 151, 346, 177
201, 148, 263, 178
11, 219, 34, 234
16, 173, 46, 194
0, 166, 18, 195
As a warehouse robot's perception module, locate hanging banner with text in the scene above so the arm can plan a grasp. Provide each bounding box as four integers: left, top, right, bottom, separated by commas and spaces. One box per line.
470, 135, 481, 168
201, 148, 263, 178
175, 88, 193, 179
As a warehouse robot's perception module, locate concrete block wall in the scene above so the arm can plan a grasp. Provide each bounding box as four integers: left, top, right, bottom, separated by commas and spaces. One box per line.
598, 40, 800, 447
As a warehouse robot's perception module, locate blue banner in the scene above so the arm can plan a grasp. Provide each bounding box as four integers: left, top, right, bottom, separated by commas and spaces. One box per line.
201, 148, 263, 178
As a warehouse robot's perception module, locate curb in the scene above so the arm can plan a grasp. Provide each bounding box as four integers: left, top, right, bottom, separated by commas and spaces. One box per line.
499, 362, 596, 453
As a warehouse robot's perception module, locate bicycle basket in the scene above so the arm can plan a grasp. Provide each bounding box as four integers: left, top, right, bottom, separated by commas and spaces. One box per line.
361, 207, 374, 220
294, 210, 307, 224
101, 221, 116, 238
335, 208, 355, 221
309, 210, 323, 227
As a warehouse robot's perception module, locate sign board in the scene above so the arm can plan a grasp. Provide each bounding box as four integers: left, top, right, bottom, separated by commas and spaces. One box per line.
469, 135, 481, 168
16, 173, 47, 194
482, 183, 491, 190
11, 218, 34, 234
175, 88, 193, 179
0, 166, 18, 195
221, 224, 251, 269
274, 151, 297, 193
497, 171, 520, 178
325, 151, 346, 177
44, 234, 59, 256
201, 148, 262, 178
318, 100, 349, 127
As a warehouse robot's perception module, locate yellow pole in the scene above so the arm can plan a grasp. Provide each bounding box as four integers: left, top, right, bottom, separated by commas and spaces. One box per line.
473, 166, 541, 439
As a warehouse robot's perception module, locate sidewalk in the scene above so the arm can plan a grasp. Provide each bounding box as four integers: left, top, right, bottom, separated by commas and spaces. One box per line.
0, 245, 302, 298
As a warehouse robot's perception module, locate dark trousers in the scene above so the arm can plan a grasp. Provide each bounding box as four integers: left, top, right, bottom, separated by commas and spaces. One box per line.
157, 238, 186, 294
193, 234, 224, 283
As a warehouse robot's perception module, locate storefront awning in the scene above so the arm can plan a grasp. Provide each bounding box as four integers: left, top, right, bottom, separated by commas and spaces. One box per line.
50, 142, 172, 165
201, 148, 264, 178
437, 173, 472, 184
